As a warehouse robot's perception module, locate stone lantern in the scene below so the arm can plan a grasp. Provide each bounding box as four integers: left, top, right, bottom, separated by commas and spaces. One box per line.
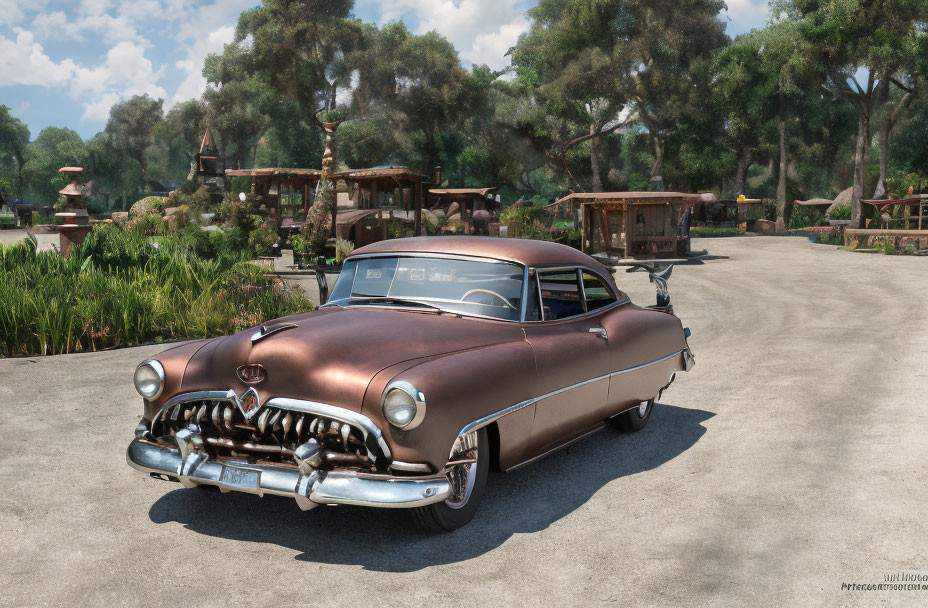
54, 167, 93, 256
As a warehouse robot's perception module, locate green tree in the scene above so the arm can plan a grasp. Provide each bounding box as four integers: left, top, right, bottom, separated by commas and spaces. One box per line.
619, 0, 728, 187
22, 127, 87, 205
152, 99, 208, 185
791, 0, 928, 225
0, 106, 30, 199
510, 0, 629, 191
208, 0, 365, 167
105, 95, 164, 185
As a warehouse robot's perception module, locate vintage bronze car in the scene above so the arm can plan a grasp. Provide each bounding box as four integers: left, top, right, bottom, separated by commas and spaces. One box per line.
127, 237, 694, 530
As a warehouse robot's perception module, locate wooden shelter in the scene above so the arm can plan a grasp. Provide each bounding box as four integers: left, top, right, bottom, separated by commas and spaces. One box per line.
553, 191, 705, 259
427, 187, 500, 235
336, 167, 428, 236
224, 168, 322, 222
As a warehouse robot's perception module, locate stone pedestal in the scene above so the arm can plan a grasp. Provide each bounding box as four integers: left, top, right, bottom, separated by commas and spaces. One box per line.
55, 210, 92, 256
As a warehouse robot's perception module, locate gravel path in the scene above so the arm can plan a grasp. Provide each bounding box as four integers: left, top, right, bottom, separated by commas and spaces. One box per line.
1, 236, 925, 607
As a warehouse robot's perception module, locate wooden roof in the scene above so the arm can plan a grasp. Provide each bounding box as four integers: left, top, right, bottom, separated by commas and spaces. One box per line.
429, 187, 498, 197
552, 191, 712, 207
224, 168, 322, 178
336, 167, 427, 182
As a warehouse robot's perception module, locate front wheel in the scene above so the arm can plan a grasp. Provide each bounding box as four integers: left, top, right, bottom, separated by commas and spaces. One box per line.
612, 399, 654, 433
411, 427, 488, 531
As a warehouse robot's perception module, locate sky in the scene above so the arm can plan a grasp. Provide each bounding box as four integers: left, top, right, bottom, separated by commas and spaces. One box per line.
0, 0, 772, 141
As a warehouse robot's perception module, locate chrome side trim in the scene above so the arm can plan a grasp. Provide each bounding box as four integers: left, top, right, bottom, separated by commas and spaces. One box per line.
457, 349, 685, 437
267, 397, 393, 460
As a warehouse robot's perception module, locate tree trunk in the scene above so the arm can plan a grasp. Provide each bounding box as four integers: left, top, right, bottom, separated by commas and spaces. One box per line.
873, 91, 914, 199
734, 150, 752, 197
775, 94, 789, 232
650, 135, 664, 182
851, 106, 871, 228
873, 120, 890, 200
590, 123, 603, 192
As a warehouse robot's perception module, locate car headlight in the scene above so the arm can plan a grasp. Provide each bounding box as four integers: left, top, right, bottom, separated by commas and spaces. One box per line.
382, 381, 426, 430
134, 360, 165, 400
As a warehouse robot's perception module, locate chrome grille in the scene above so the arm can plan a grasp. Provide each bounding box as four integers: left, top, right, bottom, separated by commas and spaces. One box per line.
151, 398, 379, 470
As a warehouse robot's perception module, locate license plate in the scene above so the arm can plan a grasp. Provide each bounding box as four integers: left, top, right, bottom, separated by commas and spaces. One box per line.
220, 465, 260, 490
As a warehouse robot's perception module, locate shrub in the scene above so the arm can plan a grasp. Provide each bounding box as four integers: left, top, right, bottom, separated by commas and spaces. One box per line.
829, 203, 852, 220
0, 224, 312, 357
218, 192, 265, 233
128, 212, 168, 236
248, 225, 278, 257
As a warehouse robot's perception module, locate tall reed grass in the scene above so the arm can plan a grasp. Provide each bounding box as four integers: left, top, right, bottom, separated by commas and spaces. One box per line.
0, 224, 312, 357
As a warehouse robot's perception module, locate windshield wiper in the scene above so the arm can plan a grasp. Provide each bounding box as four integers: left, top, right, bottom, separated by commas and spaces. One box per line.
347, 296, 444, 313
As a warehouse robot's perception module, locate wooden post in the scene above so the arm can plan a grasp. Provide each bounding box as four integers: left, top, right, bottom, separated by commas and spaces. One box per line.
414, 180, 423, 236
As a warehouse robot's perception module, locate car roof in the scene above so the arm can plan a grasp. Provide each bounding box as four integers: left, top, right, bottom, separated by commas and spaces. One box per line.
350, 236, 607, 270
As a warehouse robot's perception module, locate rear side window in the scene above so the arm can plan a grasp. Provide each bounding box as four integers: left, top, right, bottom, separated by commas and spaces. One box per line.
581, 271, 617, 311
538, 270, 584, 320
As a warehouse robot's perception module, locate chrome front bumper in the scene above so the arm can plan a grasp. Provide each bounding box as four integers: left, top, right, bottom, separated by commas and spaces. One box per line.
126, 437, 451, 510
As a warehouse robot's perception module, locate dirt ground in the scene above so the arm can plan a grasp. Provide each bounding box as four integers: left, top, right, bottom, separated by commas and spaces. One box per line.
1, 236, 926, 607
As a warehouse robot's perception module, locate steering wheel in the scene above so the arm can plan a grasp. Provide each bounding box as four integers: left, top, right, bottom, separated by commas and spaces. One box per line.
461, 288, 517, 310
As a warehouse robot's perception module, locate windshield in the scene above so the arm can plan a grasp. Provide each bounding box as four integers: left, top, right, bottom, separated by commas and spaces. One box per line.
325, 256, 525, 321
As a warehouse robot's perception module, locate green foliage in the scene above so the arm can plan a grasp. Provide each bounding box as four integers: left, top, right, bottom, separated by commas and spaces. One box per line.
105, 95, 164, 183
217, 192, 265, 233
691, 227, 743, 237
829, 203, 852, 220
885, 172, 925, 200
247, 225, 278, 257
0, 225, 311, 357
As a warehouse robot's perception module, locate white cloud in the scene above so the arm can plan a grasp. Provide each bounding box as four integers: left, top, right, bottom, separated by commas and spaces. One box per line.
166, 0, 257, 107
358, 0, 530, 70
70, 41, 167, 120
723, 0, 771, 35
170, 25, 235, 105
0, 0, 26, 27
32, 11, 75, 40
0, 28, 76, 87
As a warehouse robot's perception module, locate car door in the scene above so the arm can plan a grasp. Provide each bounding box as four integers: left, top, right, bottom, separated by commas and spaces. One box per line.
521, 267, 618, 456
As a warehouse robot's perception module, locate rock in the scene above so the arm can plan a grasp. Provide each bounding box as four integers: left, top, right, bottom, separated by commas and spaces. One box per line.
447, 202, 460, 217
129, 196, 167, 219
111, 212, 129, 225
448, 213, 461, 222
163, 207, 179, 217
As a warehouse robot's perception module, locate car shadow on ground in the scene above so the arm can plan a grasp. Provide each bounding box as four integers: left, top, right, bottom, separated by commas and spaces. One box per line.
148, 402, 714, 572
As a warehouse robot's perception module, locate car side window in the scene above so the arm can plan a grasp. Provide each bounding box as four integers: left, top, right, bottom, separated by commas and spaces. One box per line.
538, 270, 584, 320
524, 272, 541, 321
581, 271, 618, 311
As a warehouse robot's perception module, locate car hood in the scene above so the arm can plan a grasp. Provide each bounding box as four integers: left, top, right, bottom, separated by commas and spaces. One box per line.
178, 306, 526, 413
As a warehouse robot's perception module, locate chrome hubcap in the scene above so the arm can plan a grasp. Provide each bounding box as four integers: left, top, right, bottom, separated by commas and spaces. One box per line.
638, 400, 651, 417
445, 431, 478, 509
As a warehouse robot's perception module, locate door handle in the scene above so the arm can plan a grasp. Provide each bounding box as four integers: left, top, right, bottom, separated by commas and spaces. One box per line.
589, 327, 608, 340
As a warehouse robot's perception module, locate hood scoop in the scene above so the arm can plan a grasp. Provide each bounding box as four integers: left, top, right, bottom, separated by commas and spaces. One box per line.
251, 321, 300, 344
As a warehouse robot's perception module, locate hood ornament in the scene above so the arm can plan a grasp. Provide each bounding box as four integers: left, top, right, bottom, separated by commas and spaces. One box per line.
251, 322, 299, 344
228, 387, 262, 420
237, 363, 266, 385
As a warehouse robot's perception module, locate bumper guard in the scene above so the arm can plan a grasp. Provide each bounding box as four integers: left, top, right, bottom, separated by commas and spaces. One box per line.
127, 434, 451, 510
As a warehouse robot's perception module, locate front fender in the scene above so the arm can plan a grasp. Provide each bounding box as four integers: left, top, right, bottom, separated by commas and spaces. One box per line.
363, 341, 537, 471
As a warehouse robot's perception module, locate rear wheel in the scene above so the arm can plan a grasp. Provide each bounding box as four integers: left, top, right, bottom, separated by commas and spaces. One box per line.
612, 399, 654, 433
411, 428, 488, 532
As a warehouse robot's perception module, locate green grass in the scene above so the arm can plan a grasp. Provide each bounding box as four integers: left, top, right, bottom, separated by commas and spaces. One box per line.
691, 227, 743, 237
0, 224, 312, 357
